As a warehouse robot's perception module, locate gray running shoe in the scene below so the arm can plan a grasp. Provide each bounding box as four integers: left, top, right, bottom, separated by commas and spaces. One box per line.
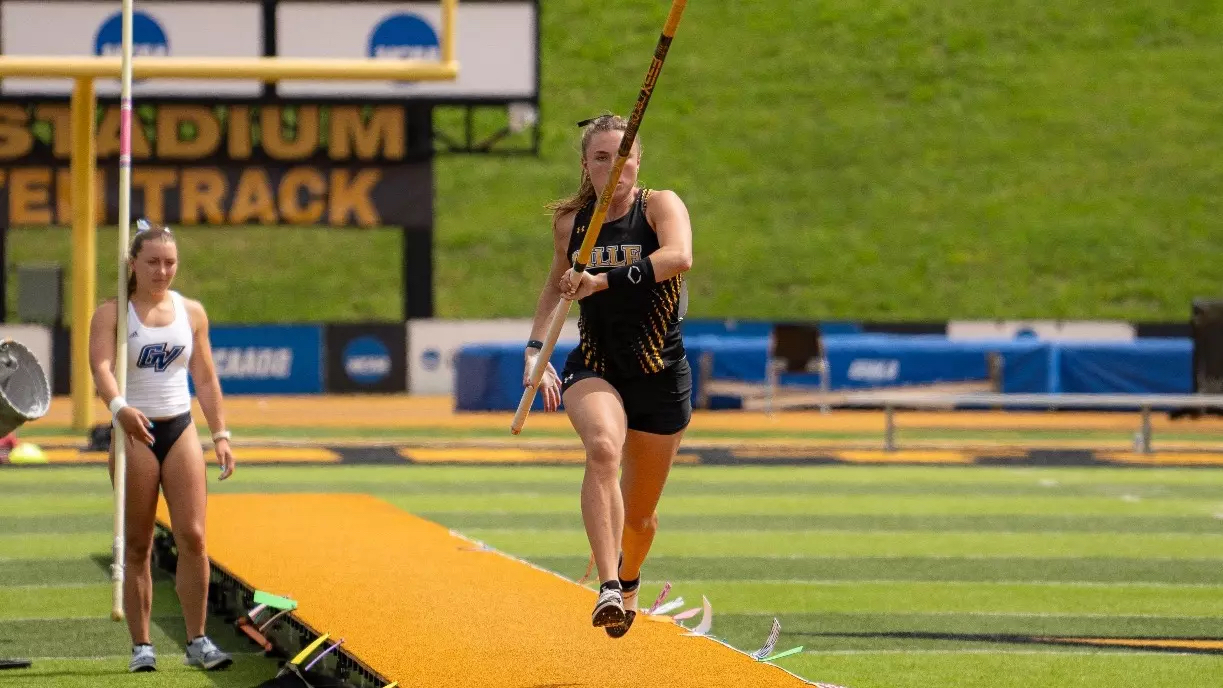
591, 587, 625, 628
183, 636, 233, 671
605, 580, 639, 639
129, 644, 157, 673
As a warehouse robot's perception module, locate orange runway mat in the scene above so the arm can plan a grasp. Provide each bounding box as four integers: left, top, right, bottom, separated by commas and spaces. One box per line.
160, 494, 812, 688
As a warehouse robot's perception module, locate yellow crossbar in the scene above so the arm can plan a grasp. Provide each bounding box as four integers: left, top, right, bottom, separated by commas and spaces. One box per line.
0, 56, 459, 81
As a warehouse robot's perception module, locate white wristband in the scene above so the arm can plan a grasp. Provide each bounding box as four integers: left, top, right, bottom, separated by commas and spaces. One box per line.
212, 430, 231, 442
108, 396, 128, 417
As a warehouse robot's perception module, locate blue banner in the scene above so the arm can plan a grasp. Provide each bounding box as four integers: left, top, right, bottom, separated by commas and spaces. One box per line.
199, 325, 324, 395
453, 334, 1195, 411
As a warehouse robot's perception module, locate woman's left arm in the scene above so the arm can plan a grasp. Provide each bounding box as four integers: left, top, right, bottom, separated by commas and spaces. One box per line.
645, 189, 693, 281
187, 299, 234, 480
563, 189, 693, 299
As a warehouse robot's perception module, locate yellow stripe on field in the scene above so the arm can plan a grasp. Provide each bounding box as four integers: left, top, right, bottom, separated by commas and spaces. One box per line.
155, 494, 809, 688
1101, 452, 1223, 467
39, 447, 338, 463
400, 448, 698, 465
42, 449, 109, 463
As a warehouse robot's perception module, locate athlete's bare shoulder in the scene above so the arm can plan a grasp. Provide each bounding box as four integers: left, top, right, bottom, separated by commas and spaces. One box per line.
91, 298, 119, 321
644, 189, 689, 229
88, 299, 119, 347
181, 296, 210, 332
552, 208, 579, 250
182, 296, 205, 315
644, 188, 685, 211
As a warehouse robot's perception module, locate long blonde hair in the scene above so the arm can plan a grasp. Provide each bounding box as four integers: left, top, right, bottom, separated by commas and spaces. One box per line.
546, 113, 641, 217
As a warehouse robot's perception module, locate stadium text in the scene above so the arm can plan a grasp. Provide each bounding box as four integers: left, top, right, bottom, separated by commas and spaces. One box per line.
0, 166, 383, 227
0, 103, 406, 162
0, 102, 418, 227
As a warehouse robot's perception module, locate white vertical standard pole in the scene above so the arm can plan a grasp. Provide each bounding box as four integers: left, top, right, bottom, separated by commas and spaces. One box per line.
110, 0, 135, 623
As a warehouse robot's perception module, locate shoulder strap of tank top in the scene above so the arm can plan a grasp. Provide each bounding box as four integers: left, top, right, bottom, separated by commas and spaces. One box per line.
127, 298, 140, 330
573, 198, 596, 237
172, 292, 195, 333
639, 188, 655, 230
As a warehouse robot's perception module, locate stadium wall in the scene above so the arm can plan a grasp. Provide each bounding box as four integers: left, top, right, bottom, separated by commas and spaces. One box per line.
28, 318, 1199, 404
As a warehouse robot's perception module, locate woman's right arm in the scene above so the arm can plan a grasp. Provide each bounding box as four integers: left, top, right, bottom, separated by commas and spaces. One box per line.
522, 210, 575, 412
528, 210, 576, 342
89, 301, 154, 445
88, 302, 123, 406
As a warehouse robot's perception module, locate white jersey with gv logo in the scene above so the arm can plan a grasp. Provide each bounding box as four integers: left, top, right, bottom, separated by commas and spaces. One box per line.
126, 291, 194, 418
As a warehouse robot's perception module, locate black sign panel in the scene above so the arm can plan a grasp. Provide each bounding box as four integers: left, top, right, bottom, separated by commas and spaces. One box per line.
324, 323, 407, 393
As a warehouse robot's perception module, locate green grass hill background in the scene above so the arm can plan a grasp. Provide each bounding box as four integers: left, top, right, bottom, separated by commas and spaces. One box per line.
8, 0, 1223, 323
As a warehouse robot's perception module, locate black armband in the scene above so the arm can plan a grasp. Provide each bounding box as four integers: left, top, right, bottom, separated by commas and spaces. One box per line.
606, 258, 655, 292
526, 339, 544, 351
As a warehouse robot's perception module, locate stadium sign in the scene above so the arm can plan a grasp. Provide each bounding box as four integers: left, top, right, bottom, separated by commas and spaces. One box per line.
0, 1, 264, 97
276, 2, 537, 100
0, 0, 540, 320
0, 101, 432, 228
0, 0, 539, 101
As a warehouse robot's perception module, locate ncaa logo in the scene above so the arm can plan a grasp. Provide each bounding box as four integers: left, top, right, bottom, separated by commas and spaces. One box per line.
421, 349, 441, 372
95, 11, 169, 58
343, 336, 392, 385
368, 13, 441, 76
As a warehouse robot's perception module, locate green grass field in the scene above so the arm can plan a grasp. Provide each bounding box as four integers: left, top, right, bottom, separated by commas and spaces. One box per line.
8, 0, 1223, 322
3, 463, 1222, 687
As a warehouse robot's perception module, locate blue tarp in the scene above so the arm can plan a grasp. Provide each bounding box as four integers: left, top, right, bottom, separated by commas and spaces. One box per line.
1055, 339, 1192, 394
453, 334, 1193, 411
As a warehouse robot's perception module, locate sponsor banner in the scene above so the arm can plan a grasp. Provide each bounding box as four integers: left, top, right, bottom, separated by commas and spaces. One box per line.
0, 324, 52, 386
276, 2, 537, 99
0, 102, 432, 227
325, 323, 407, 393
947, 320, 1136, 341
408, 318, 578, 395
201, 324, 323, 394
0, 1, 263, 97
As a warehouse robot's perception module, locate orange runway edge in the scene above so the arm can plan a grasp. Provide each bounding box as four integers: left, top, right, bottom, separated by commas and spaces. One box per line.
159, 494, 813, 688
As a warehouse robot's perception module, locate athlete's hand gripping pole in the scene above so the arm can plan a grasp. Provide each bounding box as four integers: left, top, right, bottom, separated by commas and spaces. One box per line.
511, 0, 688, 435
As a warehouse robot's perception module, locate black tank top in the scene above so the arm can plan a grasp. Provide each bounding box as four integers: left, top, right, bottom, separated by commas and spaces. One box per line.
566, 188, 687, 378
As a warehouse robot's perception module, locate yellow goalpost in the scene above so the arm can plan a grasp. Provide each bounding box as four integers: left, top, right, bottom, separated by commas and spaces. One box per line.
0, 0, 458, 434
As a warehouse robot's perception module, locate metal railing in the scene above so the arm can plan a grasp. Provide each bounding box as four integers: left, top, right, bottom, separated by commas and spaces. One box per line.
699, 359, 1223, 455
799, 391, 1223, 454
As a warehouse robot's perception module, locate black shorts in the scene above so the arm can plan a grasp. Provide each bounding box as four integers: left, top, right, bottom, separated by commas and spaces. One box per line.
149, 411, 194, 463
561, 355, 693, 436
